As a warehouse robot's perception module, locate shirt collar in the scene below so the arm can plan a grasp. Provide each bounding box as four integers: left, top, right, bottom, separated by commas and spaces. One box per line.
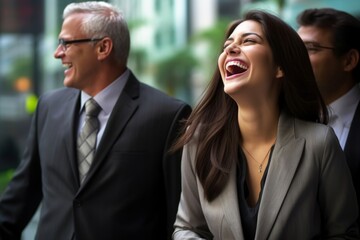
328, 84, 360, 126
80, 69, 130, 114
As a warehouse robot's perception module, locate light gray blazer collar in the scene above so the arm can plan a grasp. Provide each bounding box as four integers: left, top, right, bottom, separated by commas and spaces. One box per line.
218, 112, 305, 240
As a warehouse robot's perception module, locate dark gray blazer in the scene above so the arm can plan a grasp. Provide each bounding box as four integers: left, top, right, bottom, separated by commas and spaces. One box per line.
0, 72, 191, 240
174, 112, 359, 240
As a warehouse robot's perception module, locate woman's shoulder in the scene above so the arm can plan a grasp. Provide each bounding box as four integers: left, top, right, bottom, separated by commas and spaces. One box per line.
294, 118, 331, 135
295, 117, 330, 131
293, 118, 338, 148
280, 111, 331, 138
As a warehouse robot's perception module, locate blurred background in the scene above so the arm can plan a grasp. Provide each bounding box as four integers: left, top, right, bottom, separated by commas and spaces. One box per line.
1, 0, 360, 238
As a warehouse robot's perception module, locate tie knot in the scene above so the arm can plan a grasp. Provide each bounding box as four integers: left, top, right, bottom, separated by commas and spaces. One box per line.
84, 98, 101, 117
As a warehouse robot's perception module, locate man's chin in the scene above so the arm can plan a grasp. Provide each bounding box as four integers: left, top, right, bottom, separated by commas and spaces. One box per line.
63, 78, 74, 87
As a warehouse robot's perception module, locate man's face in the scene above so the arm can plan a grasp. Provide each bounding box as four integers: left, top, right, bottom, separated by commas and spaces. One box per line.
54, 13, 100, 94
298, 26, 345, 103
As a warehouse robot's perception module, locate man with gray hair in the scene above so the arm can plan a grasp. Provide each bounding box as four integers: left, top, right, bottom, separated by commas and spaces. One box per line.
0, 2, 191, 239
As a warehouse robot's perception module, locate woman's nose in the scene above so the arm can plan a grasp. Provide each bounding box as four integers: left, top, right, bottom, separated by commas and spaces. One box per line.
225, 44, 241, 55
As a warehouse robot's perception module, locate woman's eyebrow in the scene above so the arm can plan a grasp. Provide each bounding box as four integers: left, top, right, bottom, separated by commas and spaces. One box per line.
226, 32, 263, 42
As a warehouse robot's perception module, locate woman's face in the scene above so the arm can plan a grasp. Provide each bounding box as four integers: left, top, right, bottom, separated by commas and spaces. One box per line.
218, 20, 283, 99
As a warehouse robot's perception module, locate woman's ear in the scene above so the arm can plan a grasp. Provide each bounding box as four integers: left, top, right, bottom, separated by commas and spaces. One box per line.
275, 66, 284, 79
343, 49, 359, 72
97, 37, 113, 61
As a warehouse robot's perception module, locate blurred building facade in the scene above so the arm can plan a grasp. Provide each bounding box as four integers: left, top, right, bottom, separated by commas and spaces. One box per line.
0, 0, 360, 238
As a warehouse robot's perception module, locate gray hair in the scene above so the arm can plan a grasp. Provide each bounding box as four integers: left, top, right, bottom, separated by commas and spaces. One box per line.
63, 1, 130, 64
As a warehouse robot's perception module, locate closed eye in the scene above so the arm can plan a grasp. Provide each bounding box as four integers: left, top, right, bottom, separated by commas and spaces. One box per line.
243, 38, 256, 44
223, 38, 256, 50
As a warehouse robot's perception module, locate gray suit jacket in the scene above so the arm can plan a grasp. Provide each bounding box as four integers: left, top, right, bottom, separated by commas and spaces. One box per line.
174, 112, 359, 240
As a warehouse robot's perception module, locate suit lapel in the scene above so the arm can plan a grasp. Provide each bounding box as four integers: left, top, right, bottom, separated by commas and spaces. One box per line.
256, 112, 304, 240
79, 73, 140, 188
219, 165, 244, 239
218, 112, 305, 240
62, 90, 82, 186
344, 101, 360, 164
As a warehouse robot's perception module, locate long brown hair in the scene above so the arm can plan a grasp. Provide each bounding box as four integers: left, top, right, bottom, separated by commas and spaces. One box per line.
174, 10, 328, 201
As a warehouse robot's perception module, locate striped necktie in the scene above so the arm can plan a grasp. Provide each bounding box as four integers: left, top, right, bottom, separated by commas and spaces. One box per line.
77, 98, 101, 183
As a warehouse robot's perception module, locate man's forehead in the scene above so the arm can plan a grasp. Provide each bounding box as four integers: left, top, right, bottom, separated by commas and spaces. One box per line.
297, 26, 333, 43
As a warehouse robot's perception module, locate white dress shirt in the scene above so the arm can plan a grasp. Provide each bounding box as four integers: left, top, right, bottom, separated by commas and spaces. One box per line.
327, 85, 360, 149
78, 69, 130, 148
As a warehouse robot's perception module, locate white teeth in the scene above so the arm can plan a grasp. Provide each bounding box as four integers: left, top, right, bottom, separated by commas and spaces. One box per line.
226, 61, 248, 71
63, 63, 72, 68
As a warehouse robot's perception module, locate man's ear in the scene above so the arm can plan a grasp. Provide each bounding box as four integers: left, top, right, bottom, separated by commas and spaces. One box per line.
97, 37, 113, 61
343, 49, 359, 72
275, 66, 284, 79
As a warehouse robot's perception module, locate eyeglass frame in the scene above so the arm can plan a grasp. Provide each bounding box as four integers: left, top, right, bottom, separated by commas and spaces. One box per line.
57, 37, 105, 51
304, 42, 335, 53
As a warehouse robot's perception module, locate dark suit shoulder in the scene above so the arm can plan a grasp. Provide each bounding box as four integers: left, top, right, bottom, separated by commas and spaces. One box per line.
347, 101, 360, 145
40, 87, 78, 103
35, 88, 79, 121
140, 83, 186, 104
125, 71, 190, 111
138, 82, 190, 113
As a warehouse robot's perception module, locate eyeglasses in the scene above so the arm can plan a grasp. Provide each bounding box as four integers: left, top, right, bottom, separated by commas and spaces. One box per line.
58, 37, 104, 51
304, 42, 335, 54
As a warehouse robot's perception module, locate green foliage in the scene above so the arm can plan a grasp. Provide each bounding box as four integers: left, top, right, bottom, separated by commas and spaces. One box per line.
0, 169, 14, 195
190, 19, 229, 48
127, 19, 148, 29
189, 19, 230, 79
9, 57, 32, 81
0, 57, 32, 94
155, 48, 198, 96
153, 19, 230, 97
127, 17, 231, 100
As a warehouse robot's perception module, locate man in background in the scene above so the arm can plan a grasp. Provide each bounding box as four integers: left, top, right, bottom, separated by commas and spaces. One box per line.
297, 8, 360, 226
0, 1, 191, 239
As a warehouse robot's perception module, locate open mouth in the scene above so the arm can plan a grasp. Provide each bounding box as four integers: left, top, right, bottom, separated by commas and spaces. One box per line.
226, 60, 248, 77
63, 63, 73, 69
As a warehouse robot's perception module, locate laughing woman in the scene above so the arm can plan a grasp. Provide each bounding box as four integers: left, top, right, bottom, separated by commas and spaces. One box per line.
172, 10, 359, 240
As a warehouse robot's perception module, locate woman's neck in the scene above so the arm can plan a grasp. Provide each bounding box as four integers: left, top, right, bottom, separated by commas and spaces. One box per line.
238, 105, 279, 146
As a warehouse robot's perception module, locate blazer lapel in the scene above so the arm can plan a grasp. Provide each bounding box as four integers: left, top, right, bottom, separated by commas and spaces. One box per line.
256, 112, 304, 240
62, 90, 82, 186
218, 164, 244, 239
79, 73, 140, 187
